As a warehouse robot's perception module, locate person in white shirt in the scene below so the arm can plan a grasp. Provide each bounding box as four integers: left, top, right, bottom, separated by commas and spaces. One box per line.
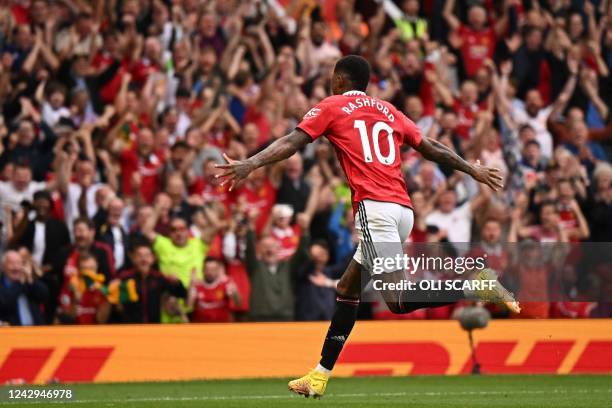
510, 89, 553, 159
425, 185, 491, 244
63, 159, 104, 231
0, 163, 47, 225
39, 83, 71, 128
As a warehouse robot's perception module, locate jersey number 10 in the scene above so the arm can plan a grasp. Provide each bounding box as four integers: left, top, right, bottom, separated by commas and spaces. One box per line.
354, 120, 396, 165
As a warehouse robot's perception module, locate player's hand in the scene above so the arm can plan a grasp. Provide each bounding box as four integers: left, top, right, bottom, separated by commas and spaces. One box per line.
471, 160, 504, 191
215, 153, 255, 191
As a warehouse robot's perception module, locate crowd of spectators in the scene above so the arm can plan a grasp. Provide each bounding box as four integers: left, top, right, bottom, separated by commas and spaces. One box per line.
0, 0, 610, 325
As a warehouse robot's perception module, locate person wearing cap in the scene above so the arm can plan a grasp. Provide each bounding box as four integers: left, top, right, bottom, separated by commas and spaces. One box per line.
267, 204, 299, 260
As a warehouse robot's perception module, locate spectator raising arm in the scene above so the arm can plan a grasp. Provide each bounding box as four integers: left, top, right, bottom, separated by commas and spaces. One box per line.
442, 0, 461, 32
548, 57, 579, 124
192, 204, 223, 246
142, 199, 162, 242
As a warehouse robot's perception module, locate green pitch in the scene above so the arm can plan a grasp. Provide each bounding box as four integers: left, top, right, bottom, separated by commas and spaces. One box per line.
2, 375, 610, 407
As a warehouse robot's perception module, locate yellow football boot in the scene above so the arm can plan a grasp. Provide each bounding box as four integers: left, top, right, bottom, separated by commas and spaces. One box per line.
288, 369, 330, 398
472, 268, 521, 314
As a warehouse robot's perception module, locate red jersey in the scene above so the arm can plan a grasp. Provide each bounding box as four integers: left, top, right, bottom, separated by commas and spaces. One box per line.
91, 52, 125, 105
191, 277, 234, 323
453, 99, 482, 140
190, 177, 235, 211
119, 148, 164, 203
234, 179, 277, 234
270, 224, 301, 260
297, 91, 421, 210
458, 25, 496, 77
59, 286, 107, 325
558, 205, 580, 242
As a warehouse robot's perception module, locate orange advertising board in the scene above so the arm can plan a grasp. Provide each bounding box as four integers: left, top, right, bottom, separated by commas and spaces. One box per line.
0, 320, 611, 384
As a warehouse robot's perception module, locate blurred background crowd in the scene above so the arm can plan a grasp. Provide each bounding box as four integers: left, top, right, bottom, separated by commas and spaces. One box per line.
0, 0, 610, 326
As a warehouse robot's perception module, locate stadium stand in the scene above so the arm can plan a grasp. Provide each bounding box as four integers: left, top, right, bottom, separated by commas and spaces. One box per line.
0, 0, 610, 326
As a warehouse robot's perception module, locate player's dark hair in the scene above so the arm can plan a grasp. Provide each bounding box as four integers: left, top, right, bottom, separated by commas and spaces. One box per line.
334, 55, 371, 92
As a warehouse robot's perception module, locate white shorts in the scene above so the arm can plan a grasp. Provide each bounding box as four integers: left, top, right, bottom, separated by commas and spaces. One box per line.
353, 199, 414, 274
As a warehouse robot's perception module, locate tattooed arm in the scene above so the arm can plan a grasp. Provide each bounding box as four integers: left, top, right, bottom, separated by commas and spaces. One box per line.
215, 129, 311, 191
415, 137, 504, 191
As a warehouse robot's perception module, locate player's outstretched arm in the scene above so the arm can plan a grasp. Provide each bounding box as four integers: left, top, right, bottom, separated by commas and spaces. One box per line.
414, 136, 504, 191
215, 129, 311, 191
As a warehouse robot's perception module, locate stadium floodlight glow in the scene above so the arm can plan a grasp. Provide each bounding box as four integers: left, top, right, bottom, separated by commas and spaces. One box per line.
455, 305, 491, 375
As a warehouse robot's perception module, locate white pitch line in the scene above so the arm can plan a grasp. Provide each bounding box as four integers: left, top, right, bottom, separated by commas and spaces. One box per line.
2, 388, 611, 405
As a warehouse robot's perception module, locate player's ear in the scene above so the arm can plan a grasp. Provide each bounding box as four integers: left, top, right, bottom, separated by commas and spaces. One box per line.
330, 72, 339, 94
331, 71, 345, 95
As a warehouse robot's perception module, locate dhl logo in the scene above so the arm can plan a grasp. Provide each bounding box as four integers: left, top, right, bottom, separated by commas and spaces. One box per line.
0, 347, 113, 384
1, 340, 611, 384
337, 340, 612, 376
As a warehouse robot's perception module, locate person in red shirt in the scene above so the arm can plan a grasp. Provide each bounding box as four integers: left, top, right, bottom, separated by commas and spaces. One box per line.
267, 204, 300, 261
190, 158, 235, 211
452, 80, 484, 141
119, 128, 164, 203
233, 167, 277, 235
58, 253, 110, 325
215, 55, 513, 397
556, 179, 590, 242
443, 0, 511, 78
188, 258, 241, 323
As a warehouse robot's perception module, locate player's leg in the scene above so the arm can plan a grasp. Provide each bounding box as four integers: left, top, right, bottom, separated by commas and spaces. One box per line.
288, 239, 365, 398
376, 206, 519, 314
319, 259, 362, 370
364, 204, 463, 314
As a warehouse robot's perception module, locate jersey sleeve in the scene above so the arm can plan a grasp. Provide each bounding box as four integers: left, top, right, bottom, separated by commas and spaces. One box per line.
296, 100, 334, 141
400, 113, 423, 147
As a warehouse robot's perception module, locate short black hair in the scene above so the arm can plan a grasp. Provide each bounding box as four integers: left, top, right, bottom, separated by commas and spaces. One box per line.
33, 190, 52, 203
310, 239, 330, 253
334, 55, 371, 92
524, 139, 540, 149
171, 140, 191, 152
205, 256, 224, 264
130, 238, 153, 253
73, 216, 95, 230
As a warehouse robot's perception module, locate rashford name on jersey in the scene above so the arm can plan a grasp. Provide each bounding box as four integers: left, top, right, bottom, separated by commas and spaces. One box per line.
339, 97, 396, 123
297, 91, 422, 210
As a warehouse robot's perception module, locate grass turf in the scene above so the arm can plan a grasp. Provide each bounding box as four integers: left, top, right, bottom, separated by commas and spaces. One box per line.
1, 375, 610, 407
